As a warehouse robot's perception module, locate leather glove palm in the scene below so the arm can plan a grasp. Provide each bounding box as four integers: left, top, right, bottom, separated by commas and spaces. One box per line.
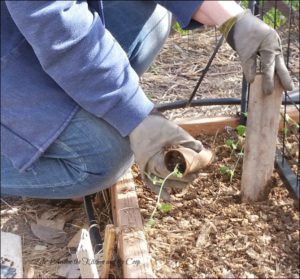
220, 10, 294, 95
129, 113, 206, 200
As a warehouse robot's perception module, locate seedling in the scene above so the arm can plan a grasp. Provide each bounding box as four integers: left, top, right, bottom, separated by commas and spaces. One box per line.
146, 164, 182, 226
225, 139, 237, 150
220, 165, 235, 182
159, 203, 173, 214
281, 113, 299, 137
236, 125, 246, 137
220, 124, 246, 182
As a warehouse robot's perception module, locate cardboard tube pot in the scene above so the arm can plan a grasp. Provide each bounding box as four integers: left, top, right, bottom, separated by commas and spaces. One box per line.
164, 147, 213, 176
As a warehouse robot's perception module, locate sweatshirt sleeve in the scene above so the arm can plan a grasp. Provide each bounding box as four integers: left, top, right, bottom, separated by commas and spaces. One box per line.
156, 0, 203, 29
5, 1, 154, 137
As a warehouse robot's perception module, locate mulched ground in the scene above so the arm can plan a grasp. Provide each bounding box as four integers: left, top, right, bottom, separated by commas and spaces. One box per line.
1, 17, 299, 279
135, 132, 299, 278
136, 21, 299, 279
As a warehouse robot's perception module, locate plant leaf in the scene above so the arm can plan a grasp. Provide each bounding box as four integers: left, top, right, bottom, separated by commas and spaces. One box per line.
225, 139, 237, 150
220, 165, 230, 175
236, 125, 246, 137
159, 203, 173, 213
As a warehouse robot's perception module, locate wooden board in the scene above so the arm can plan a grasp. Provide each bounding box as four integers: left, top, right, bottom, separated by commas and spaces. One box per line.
100, 224, 116, 279
241, 75, 284, 201
111, 170, 155, 278
177, 116, 240, 136
176, 106, 298, 137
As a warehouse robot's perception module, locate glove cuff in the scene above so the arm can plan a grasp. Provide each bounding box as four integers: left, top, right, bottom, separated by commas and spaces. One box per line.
219, 9, 251, 50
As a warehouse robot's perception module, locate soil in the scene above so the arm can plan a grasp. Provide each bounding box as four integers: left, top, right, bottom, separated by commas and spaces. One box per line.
135, 132, 299, 278
135, 19, 300, 279
1, 13, 299, 279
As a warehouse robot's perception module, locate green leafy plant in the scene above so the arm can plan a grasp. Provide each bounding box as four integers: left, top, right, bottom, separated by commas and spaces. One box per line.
241, 112, 248, 118
146, 164, 182, 226
220, 124, 246, 182
281, 113, 300, 137
225, 139, 237, 150
282, 127, 289, 136
220, 164, 235, 182
159, 203, 173, 214
236, 125, 246, 137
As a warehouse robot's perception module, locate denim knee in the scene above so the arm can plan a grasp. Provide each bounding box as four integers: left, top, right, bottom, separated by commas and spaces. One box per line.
1, 109, 134, 199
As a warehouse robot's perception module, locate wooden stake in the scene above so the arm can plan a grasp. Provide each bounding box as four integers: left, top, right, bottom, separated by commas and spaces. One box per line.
241, 75, 284, 202
76, 229, 99, 279
111, 170, 156, 278
100, 224, 116, 279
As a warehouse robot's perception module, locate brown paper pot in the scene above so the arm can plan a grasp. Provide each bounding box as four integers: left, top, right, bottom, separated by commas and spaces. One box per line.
164, 147, 213, 176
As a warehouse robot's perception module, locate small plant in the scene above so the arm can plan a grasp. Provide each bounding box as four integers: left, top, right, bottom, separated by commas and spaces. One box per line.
220, 164, 235, 182
236, 125, 246, 137
146, 164, 182, 226
284, 114, 300, 129
220, 124, 246, 182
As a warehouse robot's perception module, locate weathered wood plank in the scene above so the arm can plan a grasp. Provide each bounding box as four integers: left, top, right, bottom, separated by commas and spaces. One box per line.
111, 170, 155, 278
177, 116, 240, 136
241, 75, 284, 201
176, 106, 298, 137
100, 224, 116, 279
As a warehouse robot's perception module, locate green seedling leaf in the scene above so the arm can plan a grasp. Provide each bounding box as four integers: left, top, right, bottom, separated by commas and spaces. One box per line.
220, 165, 235, 182
145, 173, 164, 186
225, 139, 237, 150
220, 165, 230, 175
236, 125, 246, 137
241, 112, 248, 118
159, 203, 173, 213
173, 165, 183, 178
147, 218, 156, 226
147, 163, 182, 226
282, 127, 289, 136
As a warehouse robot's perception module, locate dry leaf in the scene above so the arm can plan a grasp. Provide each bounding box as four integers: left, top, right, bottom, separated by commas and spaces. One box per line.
30, 223, 66, 244
37, 211, 66, 230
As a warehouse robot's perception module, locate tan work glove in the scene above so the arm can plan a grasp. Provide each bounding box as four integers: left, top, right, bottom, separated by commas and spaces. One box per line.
220, 10, 294, 95
129, 112, 211, 200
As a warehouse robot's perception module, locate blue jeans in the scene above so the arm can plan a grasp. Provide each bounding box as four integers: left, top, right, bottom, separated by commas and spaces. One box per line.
1, 1, 172, 199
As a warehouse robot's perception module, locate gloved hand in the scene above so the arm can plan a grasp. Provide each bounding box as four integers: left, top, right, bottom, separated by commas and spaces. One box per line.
129, 112, 210, 200
220, 10, 294, 95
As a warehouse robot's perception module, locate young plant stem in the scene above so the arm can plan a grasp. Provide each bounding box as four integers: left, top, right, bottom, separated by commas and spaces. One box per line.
230, 146, 244, 182
149, 165, 180, 222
